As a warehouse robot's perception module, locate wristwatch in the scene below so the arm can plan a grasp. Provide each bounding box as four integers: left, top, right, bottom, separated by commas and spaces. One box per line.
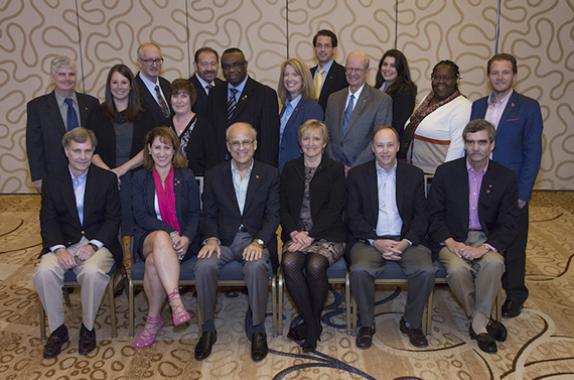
88, 243, 99, 251
251, 238, 265, 248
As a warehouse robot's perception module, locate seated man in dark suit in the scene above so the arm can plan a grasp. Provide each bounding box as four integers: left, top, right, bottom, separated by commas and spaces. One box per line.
194, 122, 279, 362
427, 119, 519, 354
134, 42, 172, 126
189, 47, 224, 116
26, 56, 99, 193
32, 128, 121, 359
348, 126, 434, 349
310, 29, 348, 111
206, 48, 280, 168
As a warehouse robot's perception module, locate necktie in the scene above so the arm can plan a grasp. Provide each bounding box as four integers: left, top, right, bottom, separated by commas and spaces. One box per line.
155, 85, 170, 118
314, 69, 324, 99
341, 94, 355, 135
206, 84, 214, 95
280, 103, 293, 145
64, 98, 79, 131
227, 88, 239, 122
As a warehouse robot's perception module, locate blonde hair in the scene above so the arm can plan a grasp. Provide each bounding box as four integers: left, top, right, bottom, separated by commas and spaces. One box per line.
297, 119, 329, 145
277, 58, 315, 104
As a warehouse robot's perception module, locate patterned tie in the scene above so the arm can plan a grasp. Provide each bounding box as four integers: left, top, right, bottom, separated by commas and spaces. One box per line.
155, 85, 170, 118
205, 83, 214, 95
341, 94, 355, 135
64, 98, 79, 131
313, 68, 324, 99
227, 88, 239, 123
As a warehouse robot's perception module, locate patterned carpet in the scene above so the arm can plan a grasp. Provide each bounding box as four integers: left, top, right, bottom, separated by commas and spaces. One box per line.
0, 192, 573, 380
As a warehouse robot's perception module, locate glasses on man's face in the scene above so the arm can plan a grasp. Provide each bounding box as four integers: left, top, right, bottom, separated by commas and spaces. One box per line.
140, 57, 164, 65
345, 67, 366, 74
222, 61, 246, 71
228, 139, 254, 149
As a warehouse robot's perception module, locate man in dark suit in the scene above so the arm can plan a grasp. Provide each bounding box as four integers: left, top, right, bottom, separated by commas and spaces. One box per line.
206, 48, 280, 168
427, 119, 519, 353
326, 51, 392, 173
348, 126, 434, 349
134, 42, 172, 127
310, 29, 348, 111
189, 47, 224, 116
26, 56, 99, 193
33, 128, 121, 359
470, 53, 543, 318
194, 122, 279, 362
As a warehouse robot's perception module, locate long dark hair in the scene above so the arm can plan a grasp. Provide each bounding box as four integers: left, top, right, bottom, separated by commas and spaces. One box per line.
103, 64, 143, 121
375, 49, 416, 97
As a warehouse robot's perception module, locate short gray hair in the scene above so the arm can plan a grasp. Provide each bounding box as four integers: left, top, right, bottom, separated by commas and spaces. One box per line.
463, 119, 496, 142
50, 56, 76, 76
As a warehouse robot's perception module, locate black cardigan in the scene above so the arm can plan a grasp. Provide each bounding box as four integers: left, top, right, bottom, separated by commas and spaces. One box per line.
280, 155, 347, 243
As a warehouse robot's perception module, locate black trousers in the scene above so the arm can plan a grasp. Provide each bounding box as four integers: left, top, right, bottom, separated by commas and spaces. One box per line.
502, 203, 529, 304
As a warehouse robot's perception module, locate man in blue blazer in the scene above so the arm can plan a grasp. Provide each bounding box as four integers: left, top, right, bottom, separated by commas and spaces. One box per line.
470, 53, 543, 318
26, 56, 99, 193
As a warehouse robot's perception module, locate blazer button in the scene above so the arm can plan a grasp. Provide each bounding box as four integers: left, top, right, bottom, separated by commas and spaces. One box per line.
81, 230, 85, 235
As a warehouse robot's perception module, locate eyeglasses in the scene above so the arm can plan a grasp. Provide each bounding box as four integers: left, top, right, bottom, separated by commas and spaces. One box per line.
222, 61, 246, 71
227, 139, 254, 148
140, 58, 164, 65
345, 67, 367, 74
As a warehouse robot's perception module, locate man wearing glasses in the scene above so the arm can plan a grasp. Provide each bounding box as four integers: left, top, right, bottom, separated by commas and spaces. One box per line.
325, 51, 392, 174
206, 48, 279, 169
134, 42, 172, 126
194, 122, 279, 362
310, 29, 348, 111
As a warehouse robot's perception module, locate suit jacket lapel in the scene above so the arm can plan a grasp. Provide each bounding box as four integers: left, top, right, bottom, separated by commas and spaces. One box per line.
48, 92, 66, 134
498, 91, 520, 129
244, 161, 262, 215
395, 163, 405, 220
224, 163, 242, 216
62, 171, 81, 227
349, 86, 371, 129
76, 93, 90, 126
367, 162, 379, 225
232, 78, 251, 120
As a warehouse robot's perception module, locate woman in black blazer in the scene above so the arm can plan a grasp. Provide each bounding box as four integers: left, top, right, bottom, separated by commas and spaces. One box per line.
86, 64, 155, 234
375, 49, 417, 143
131, 127, 200, 349
280, 119, 346, 351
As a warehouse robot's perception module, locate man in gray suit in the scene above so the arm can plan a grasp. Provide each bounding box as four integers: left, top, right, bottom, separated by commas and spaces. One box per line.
325, 51, 392, 173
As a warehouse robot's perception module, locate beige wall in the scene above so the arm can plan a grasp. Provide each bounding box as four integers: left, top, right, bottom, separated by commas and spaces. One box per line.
0, 0, 572, 193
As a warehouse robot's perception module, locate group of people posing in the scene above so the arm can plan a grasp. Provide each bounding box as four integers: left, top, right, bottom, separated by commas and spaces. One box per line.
27, 29, 543, 362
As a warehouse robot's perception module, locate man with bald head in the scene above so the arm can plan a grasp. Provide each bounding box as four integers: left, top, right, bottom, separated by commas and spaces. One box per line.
325, 51, 392, 173
347, 126, 434, 349
194, 122, 279, 362
134, 42, 172, 126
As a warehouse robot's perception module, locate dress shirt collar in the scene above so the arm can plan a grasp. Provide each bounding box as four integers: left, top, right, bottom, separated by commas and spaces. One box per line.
69, 167, 89, 183
286, 94, 302, 109
348, 83, 365, 100
139, 72, 159, 87
466, 158, 489, 176
376, 160, 397, 177
231, 158, 254, 177
488, 89, 513, 106
228, 76, 249, 97
195, 74, 215, 92
55, 91, 78, 107
317, 59, 334, 76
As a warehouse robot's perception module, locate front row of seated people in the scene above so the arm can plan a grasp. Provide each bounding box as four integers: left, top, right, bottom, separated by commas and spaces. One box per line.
33, 118, 518, 361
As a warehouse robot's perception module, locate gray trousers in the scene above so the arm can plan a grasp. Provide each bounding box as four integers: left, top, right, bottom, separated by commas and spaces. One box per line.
438, 231, 504, 320
194, 232, 270, 327
33, 243, 114, 333
350, 242, 434, 329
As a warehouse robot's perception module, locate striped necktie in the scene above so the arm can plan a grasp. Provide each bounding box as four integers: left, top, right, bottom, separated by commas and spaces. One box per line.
227, 88, 239, 122
155, 85, 170, 118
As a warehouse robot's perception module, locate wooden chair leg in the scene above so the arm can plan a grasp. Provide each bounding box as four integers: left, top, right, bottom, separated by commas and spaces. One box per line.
107, 280, 117, 338
345, 273, 353, 335
424, 287, 434, 335
277, 274, 284, 336
128, 280, 134, 337
39, 301, 46, 341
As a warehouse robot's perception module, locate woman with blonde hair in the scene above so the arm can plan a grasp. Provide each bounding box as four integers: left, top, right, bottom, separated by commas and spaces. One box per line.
277, 58, 323, 171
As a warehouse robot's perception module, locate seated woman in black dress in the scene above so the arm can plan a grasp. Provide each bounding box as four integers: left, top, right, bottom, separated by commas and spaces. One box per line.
280, 119, 346, 351
169, 78, 210, 175
87, 64, 155, 234
131, 127, 200, 349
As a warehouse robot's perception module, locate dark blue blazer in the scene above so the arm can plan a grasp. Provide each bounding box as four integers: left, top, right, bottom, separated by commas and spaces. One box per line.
278, 98, 323, 171
132, 168, 201, 261
470, 91, 543, 201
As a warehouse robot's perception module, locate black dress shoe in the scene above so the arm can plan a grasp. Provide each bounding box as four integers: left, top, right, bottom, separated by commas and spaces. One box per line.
43, 324, 69, 359
502, 300, 523, 318
78, 324, 96, 355
399, 317, 429, 347
469, 326, 497, 353
287, 321, 306, 343
355, 326, 375, 349
486, 319, 507, 342
194, 331, 217, 361
251, 332, 268, 361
